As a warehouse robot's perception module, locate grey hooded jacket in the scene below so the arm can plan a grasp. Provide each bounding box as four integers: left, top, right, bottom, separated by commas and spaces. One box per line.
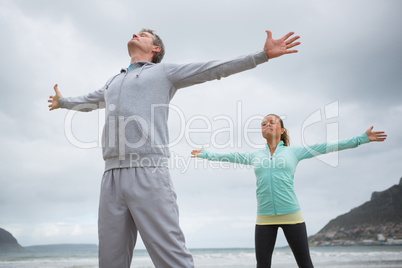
59, 50, 268, 171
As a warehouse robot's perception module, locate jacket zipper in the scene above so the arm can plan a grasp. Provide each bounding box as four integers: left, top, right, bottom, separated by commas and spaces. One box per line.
116, 70, 129, 166
270, 152, 277, 215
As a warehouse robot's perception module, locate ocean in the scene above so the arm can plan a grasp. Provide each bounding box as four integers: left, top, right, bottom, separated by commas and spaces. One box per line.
0, 246, 401, 267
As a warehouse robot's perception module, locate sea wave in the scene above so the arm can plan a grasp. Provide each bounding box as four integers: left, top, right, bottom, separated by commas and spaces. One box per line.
0, 246, 401, 268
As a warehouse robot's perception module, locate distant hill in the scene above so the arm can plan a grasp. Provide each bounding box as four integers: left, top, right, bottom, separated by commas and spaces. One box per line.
25, 244, 98, 252
0, 228, 25, 252
0, 227, 98, 252
309, 178, 402, 246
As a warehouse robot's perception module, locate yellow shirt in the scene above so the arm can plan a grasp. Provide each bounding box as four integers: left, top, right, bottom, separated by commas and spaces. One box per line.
256, 211, 304, 225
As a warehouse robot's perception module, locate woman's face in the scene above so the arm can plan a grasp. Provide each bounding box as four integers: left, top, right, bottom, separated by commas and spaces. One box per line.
261, 115, 284, 140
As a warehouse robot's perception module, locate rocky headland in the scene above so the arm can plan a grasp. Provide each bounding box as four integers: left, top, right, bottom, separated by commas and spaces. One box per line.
0, 228, 25, 252
309, 178, 402, 246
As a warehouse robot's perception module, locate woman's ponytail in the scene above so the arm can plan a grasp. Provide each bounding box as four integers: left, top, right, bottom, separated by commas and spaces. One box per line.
281, 127, 290, 146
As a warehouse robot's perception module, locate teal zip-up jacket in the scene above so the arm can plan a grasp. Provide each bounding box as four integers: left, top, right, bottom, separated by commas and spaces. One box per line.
198, 133, 370, 215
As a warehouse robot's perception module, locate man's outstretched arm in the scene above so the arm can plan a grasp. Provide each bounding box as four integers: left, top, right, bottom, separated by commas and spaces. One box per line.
48, 84, 106, 112
264, 30, 300, 59
165, 30, 301, 90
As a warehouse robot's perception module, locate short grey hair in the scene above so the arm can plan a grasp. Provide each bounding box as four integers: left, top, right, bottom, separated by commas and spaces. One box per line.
140, 28, 165, 63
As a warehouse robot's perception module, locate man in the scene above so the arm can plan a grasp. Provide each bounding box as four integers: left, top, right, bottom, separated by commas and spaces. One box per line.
48, 28, 300, 268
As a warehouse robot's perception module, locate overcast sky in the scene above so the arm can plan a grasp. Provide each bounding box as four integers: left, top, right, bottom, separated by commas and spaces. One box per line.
1, 0, 401, 249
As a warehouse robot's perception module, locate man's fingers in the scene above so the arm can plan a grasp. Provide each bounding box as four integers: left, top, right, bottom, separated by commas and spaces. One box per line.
285, 49, 298, 54
287, 42, 301, 49
54, 84, 60, 94
281, 31, 295, 41
286, 36, 300, 45
266, 30, 273, 39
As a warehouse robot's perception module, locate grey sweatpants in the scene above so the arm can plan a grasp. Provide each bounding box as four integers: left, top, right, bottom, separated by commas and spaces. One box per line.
98, 167, 194, 268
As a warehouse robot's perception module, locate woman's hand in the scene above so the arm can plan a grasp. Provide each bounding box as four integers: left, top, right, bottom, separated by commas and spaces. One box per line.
366, 126, 387, 142
191, 146, 204, 158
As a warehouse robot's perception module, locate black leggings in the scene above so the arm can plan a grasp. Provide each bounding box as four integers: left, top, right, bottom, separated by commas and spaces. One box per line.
255, 222, 314, 268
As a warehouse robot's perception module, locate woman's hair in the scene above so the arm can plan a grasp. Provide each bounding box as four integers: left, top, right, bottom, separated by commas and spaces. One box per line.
266, 114, 290, 146
140, 28, 165, 64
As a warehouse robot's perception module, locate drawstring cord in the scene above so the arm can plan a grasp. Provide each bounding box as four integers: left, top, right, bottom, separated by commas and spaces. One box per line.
136, 64, 147, 78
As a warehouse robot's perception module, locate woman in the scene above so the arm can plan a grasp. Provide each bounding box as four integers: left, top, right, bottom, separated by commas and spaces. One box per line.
191, 114, 386, 268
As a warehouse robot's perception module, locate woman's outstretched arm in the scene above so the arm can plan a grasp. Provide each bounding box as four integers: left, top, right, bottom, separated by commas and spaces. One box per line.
293, 126, 387, 160
191, 147, 253, 166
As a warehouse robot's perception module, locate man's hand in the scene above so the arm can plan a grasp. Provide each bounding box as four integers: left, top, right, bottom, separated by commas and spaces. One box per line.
264, 30, 300, 59
48, 84, 63, 111
365, 126, 387, 142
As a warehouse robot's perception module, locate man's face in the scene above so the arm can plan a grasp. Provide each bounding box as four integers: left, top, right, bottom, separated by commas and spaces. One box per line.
127, 31, 155, 55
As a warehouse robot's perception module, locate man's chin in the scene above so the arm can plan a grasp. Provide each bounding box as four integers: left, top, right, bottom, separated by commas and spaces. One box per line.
127, 42, 137, 54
